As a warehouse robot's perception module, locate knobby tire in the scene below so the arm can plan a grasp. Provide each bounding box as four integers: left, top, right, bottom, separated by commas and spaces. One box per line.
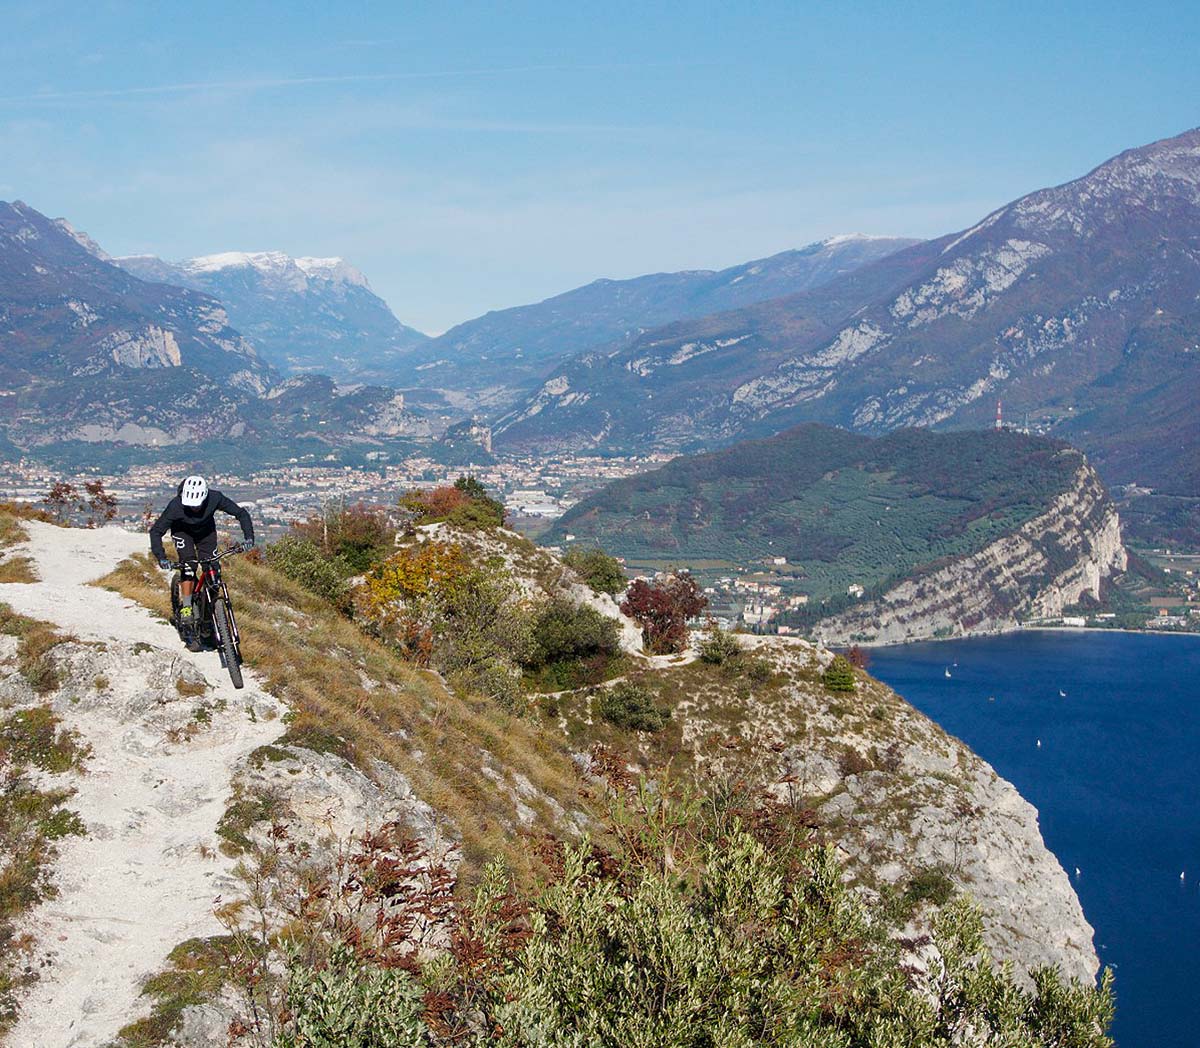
212, 598, 244, 690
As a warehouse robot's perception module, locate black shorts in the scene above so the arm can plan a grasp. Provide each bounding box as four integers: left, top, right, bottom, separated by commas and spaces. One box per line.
172, 531, 218, 578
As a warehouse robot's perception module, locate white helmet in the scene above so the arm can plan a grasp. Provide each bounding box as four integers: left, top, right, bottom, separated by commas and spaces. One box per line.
180, 475, 209, 508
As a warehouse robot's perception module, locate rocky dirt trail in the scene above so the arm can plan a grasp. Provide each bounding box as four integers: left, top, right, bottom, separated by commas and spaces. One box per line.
0, 522, 284, 1048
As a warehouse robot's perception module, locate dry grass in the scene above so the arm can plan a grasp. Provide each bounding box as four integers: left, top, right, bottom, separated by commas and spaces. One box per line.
97, 554, 594, 879
0, 555, 37, 584
0, 603, 72, 694
0, 511, 40, 582
0, 502, 56, 528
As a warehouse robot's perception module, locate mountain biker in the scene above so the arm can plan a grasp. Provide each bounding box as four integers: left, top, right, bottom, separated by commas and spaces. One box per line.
149, 476, 254, 651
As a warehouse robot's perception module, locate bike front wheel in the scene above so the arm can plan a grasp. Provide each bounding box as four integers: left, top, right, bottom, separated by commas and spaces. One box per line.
212, 598, 244, 690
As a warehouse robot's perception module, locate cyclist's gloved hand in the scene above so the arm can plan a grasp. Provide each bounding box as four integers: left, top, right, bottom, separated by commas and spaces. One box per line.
157, 557, 172, 571
240, 539, 255, 552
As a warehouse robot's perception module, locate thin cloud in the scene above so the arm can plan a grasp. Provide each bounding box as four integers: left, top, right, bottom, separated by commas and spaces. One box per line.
0, 62, 691, 106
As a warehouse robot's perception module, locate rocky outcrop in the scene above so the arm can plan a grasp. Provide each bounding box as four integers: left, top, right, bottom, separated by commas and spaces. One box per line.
675, 636, 1099, 983
812, 460, 1127, 646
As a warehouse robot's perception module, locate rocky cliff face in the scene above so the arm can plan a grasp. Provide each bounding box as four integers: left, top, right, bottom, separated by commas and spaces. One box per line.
813, 461, 1127, 646
560, 633, 1100, 985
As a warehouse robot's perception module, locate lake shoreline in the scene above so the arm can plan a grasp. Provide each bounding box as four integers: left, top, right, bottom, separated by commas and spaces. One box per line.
856, 623, 1200, 650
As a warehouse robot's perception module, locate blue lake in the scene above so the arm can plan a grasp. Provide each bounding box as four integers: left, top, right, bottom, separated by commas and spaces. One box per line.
869, 631, 1200, 1048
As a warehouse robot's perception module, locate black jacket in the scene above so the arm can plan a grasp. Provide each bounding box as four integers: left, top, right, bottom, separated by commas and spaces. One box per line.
149, 490, 254, 560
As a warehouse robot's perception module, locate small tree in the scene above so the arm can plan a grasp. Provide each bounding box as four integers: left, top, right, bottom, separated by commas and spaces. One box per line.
822, 654, 857, 693
293, 501, 394, 571
42, 481, 80, 524
83, 480, 118, 528
620, 574, 708, 655
563, 546, 627, 596
399, 476, 505, 530
846, 644, 870, 670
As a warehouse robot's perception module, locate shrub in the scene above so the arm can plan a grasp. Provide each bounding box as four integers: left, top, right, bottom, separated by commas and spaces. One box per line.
847, 644, 870, 670
904, 866, 957, 909
275, 943, 427, 1048
399, 475, 506, 531
597, 681, 668, 732
746, 656, 774, 683
822, 654, 857, 693
527, 599, 620, 668
563, 546, 627, 596
292, 502, 395, 572
208, 780, 1114, 1048
265, 536, 348, 602
620, 574, 708, 655
838, 746, 875, 778
697, 622, 742, 665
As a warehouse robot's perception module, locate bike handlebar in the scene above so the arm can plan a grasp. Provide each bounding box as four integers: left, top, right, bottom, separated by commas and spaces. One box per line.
166, 545, 247, 568
200, 545, 248, 564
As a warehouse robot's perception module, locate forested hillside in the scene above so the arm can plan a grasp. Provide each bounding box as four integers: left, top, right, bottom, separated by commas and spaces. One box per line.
552, 425, 1095, 604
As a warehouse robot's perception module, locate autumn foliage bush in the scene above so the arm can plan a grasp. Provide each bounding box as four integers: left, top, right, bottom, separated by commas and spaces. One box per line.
292, 502, 395, 572
619, 573, 708, 654
400, 475, 506, 531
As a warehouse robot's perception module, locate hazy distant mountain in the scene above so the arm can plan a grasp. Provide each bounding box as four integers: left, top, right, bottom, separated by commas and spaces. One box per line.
499, 129, 1200, 501
117, 250, 429, 381
0, 202, 433, 456
402, 235, 918, 411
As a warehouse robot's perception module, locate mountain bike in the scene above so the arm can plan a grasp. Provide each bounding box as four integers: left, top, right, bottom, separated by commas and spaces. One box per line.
170, 545, 246, 689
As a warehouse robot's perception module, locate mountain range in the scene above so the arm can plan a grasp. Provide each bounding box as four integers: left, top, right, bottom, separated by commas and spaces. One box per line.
0, 201, 429, 457
498, 129, 1200, 505
1, 127, 1197, 538
115, 250, 429, 381
401, 234, 918, 412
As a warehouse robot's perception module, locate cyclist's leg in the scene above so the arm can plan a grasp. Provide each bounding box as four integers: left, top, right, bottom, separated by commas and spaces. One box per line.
173, 535, 199, 603
190, 532, 219, 652
194, 530, 219, 563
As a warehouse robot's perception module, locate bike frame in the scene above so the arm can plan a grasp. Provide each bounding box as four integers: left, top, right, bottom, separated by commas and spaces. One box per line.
183, 546, 243, 664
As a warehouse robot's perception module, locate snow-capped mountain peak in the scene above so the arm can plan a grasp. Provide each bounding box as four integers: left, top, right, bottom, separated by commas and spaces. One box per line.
175, 250, 369, 289
821, 232, 897, 247
114, 247, 428, 379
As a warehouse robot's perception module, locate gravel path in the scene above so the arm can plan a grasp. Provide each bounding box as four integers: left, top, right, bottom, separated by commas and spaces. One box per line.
0, 522, 283, 1048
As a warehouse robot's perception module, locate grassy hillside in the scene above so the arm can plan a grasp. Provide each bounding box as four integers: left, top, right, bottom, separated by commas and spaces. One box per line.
551, 425, 1085, 603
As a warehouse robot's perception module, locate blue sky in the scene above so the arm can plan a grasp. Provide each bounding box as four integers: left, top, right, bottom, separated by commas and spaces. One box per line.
1, 1, 1197, 332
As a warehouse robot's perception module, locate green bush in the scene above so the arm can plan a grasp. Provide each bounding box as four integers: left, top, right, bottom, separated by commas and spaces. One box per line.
822, 654, 857, 693
562, 546, 627, 596
266, 536, 349, 602
597, 681, 668, 732
275, 942, 427, 1047
489, 819, 1115, 1047
211, 780, 1114, 1048
904, 866, 957, 910
527, 599, 620, 667
697, 623, 742, 665
291, 502, 396, 573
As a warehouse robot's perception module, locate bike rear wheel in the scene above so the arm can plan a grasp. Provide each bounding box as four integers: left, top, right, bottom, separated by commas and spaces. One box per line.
212, 598, 244, 689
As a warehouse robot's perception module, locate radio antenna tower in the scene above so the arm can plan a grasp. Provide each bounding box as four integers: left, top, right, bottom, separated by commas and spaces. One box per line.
994, 399, 1003, 431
